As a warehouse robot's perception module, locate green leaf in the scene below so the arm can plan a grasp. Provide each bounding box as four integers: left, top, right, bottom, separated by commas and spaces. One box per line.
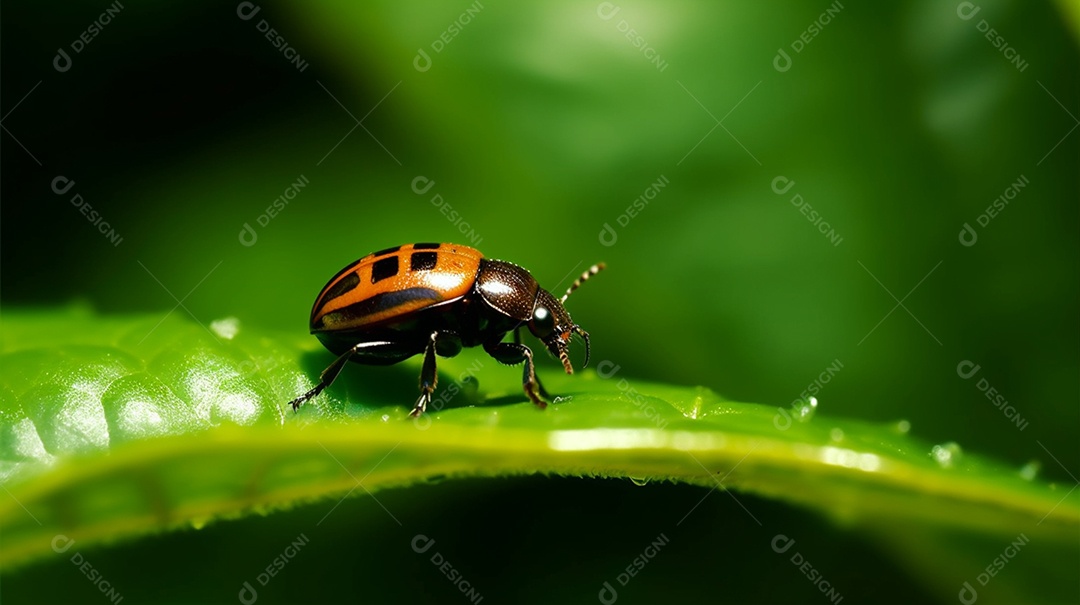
2, 307, 1077, 576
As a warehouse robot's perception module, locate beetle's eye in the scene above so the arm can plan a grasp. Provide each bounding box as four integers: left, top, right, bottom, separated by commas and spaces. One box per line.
532, 306, 555, 336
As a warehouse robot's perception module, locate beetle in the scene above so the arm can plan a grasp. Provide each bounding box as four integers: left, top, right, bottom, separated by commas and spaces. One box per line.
287, 243, 605, 417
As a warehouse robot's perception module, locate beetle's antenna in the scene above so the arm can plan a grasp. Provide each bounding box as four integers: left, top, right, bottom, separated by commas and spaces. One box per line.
561, 263, 606, 303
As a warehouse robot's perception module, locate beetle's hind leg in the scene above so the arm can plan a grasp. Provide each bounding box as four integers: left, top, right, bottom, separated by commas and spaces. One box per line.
289, 340, 396, 412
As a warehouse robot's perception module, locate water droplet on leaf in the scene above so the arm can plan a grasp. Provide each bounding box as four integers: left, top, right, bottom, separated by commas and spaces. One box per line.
931, 442, 962, 468
795, 397, 818, 423
210, 317, 241, 340
1019, 460, 1040, 481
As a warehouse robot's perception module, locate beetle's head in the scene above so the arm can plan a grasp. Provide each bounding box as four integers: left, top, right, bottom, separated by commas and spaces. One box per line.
528, 288, 590, 374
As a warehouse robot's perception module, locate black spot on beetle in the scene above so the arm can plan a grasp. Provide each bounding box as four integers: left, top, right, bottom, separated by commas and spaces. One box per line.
413, 243, 441, 250
410, 251, 438, 271
372, 245, 401, 257
372, 256, 399, 283
321, 272, 360, 304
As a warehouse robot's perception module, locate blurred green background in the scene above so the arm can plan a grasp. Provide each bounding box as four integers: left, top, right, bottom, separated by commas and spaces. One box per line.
3, 1, 1077, 603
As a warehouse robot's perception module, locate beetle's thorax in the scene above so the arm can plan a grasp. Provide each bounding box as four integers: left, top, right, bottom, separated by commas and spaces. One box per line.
475, 259, 539, 320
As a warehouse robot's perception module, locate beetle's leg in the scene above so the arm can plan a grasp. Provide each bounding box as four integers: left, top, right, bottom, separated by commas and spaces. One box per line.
288, 340, 395, 412
409, 331, 440, 418
514, 326, 552, 400
484, 338, 547, 409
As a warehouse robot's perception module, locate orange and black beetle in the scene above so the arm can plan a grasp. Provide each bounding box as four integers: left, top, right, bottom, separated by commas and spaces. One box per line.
288, 243, 604, 416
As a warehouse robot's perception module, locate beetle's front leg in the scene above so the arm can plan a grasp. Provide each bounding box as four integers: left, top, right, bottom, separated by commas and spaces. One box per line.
484, 337, 547, 409
514, 326, 552, 400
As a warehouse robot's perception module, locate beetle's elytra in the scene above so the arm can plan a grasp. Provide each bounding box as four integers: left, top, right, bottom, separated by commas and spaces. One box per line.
288, 243, 605, 417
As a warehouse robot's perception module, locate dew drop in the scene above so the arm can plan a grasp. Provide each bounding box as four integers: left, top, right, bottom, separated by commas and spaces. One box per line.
1019, 460, 1040, 481
795, 396, 818, 423
381, 414, 391, 422
931, 442, 963, 468
210, 317, 241, 340
689, 394, 704, 419
893, 419, 911, 435
629, 476, 650, 487
829, 427, 844, 442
